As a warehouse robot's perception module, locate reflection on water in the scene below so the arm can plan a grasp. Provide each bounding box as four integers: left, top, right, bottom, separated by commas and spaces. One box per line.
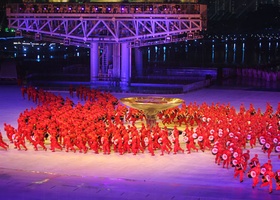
1, 37, 280, 73
144, 38, 280, 69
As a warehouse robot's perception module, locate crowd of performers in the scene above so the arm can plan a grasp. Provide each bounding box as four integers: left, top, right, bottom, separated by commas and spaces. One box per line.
0, 85, 280, 193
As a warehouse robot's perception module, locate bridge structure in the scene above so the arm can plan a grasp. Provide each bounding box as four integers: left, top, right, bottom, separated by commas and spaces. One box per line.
6, 1, 207, 88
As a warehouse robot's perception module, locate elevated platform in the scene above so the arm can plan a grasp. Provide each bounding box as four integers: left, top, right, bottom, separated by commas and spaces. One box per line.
6, 2, 206, 47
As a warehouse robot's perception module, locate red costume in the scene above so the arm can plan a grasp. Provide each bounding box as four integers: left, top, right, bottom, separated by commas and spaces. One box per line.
234, 157, 246, 183
146, 136, 155, 156
248, 163, 261, 188
64, 134, 76, 153
221, 148, 232, 169
260, 169, 275, 193
50, 135, 62, 152
13, 132, 28, 151
275, 169, 280, 191
31, 132, 47, 151
0, 132, 9, 150
172, 126, 184, 154
249, 154, 259, 169
184, 128, 198, 154
101, 134, 110, 155
4, 123, 16, 143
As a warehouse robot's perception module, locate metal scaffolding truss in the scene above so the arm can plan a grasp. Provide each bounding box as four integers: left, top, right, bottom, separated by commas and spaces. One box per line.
7, 12, 203, 46
9, 14, 202, 42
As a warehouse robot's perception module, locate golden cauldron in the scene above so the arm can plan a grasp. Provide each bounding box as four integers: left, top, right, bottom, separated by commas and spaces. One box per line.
120, 96, 184, 128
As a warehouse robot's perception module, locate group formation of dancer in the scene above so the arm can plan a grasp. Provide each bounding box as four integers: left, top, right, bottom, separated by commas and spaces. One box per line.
0, 85, 279, 193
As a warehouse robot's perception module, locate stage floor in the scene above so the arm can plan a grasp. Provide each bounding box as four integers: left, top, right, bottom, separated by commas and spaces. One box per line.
0, 85, 279, 200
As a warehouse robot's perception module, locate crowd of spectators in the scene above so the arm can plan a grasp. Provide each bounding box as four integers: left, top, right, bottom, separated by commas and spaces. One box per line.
237, 67, 280, 82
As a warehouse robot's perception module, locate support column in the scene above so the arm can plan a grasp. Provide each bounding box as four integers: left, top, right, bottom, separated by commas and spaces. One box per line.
107, 44, 113, 78
135, 47, 143, 77
90, 42, 99, 82
121, 42, 131, 87
107, 44, 113, 67
113, 43, 121, 79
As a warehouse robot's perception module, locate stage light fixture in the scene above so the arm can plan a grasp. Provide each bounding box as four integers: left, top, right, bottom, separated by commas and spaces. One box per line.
187, 33, 194, 39
35, 33, 42, 41
15, 30, 22, 37
64, 38, 70, 46
135, 39, 140, 47
165, 35, 172, 43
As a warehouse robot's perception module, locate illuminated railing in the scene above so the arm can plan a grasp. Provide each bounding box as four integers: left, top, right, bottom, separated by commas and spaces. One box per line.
6, 3, 202, 15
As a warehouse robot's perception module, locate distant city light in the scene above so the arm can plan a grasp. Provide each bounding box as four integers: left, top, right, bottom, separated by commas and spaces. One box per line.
37, 55, 40, 62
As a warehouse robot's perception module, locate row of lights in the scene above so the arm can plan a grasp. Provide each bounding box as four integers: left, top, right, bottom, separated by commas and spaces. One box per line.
206, 33, 280, 41
14, 3, 198, 15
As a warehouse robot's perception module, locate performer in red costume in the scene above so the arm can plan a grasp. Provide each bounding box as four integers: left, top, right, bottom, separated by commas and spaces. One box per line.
212, 140, 224, 165
275, 169, 280, 191
101, 133, 111, 155
160, 128, 172, 156
4, 123, 16, 143
69, 85, 74, 98
260, 168, 275, 193
13, 131, 28, 151
31, 131, 47, 151
241, 149, 250, 171
172, 126, 184, 154
261, 160, 273, 176
234, 157, 246, 183
63, 134, 76, 153
116, 134, 124, 155
249, 154, 259, 168
20, 86, 27, 99
147, 135, 155, 156
131, 134, 138, 155
49, 135, 63, 152
87, 133, 99, 154
184, 127, 198, 154
248, 163, 261, 188
221, 148, 232, 169
0, 132, 9, 150
122, 130, 131, 154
